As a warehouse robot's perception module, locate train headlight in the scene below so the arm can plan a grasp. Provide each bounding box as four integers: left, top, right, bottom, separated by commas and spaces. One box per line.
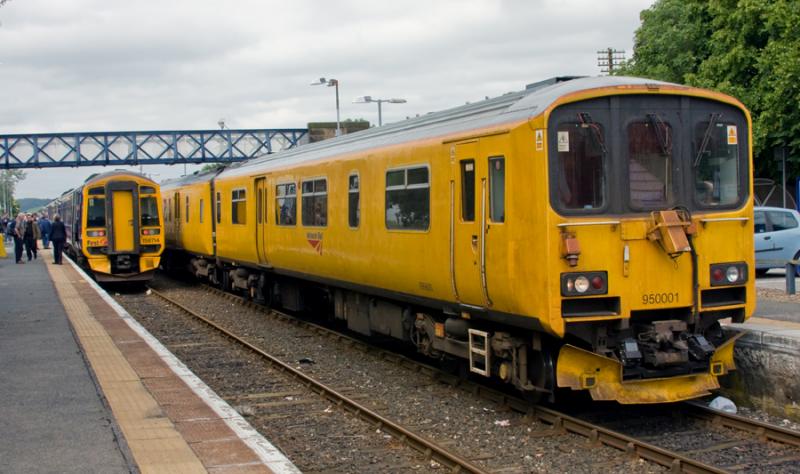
561, 271, 608, 296
726, 266, 740, 283
710, 262, 747, 286
574, 276, 590, 293
142, 228, 161, 235
87, 230, 106, 237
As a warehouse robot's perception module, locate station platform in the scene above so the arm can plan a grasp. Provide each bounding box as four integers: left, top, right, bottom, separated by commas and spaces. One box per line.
0, 244, 299, 474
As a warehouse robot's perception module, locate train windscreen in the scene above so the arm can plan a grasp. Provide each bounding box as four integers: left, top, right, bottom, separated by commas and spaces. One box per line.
548, 95, 748, 215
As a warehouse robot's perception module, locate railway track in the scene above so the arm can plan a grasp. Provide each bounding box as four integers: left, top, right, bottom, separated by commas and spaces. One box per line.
146, 286, 487, 474
128, 279, 800, 473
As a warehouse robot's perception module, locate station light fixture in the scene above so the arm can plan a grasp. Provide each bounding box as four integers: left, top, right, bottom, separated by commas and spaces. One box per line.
354, 96, 407, 126
311, 77, 341, 136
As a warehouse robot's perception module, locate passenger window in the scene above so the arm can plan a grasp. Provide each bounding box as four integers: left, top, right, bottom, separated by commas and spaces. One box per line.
693, 118, 740, 206
489, 157, 505, 222
276, 183, 297, 226
199, 199, 204, 224
767, 211, 798, 231
385, 166, 429, 230
302, 178, 327, 227
349, 174, 360, 228
628, 118, 673, 208
754, 211, 766, 233
556, 121, 606, 210
231, 189, 246, 225
174, 195, 180, 221
87, 197, 106, 227
460, 160, 475, 221
216, 192, 221, 224
185, 196, 190, 223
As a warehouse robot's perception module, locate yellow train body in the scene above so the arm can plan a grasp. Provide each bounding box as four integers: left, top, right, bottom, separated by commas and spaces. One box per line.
164, 77, 754, 403
49, 170, 164, 282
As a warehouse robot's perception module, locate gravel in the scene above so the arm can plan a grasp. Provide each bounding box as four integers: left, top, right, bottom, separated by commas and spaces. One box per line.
125, 275, 668, 473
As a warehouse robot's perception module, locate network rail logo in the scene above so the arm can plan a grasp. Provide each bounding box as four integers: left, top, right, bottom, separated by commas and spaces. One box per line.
306, 232, 323, 255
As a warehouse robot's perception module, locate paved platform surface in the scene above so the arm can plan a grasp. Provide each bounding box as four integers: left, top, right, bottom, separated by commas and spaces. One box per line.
0, 245, 298, 474
0, 249, 131, 473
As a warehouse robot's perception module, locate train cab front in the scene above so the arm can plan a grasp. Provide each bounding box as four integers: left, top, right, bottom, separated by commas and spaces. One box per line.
82, 179, 164, 282
545, 88, 754, 404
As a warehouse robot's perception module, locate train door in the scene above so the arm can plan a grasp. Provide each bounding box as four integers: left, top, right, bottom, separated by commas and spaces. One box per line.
451, 136, 509, 309
173, 191, 181, 246
255, 176, 269, 266
108, 185, 137, 253
480, 134, 509, 310
451, 140, 485, 307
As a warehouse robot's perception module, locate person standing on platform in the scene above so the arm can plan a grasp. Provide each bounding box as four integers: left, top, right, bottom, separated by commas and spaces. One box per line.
23, 214, 39, 261
39, 214, 52, 249
12, 213, 25, 263
50, 215, 66, 265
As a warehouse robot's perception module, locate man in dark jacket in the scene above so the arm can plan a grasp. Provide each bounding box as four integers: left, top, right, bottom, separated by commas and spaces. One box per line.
11, 213, 25, 263
23, 214, 37, 261
50, 214, 67, 265
39, 215, 52, 249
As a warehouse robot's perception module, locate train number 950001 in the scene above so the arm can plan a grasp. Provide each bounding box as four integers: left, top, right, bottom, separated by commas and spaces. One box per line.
641, 292, 679, 305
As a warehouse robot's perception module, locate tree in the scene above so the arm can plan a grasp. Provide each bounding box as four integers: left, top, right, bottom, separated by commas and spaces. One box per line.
1, 170, 26, 216
617, 0, 800, 181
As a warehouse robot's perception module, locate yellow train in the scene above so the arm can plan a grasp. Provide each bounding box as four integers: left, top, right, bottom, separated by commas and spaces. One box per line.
48, 170, 164, 282
163, 76, 754, 404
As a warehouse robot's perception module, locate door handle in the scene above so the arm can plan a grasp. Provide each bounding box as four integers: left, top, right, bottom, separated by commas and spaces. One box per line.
764, 236, 771, 241
471, 235, 478, 247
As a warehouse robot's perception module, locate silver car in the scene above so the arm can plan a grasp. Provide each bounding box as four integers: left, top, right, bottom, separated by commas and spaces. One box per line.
754, 206, 800, 276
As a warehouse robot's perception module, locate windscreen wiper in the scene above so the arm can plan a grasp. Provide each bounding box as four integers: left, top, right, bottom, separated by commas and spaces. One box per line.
693, 112, 722, 167
577, 112, 607, 155
647, 113, 671, 157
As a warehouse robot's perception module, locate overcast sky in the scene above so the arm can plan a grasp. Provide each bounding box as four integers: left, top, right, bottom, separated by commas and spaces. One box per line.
1, 0, 654, 199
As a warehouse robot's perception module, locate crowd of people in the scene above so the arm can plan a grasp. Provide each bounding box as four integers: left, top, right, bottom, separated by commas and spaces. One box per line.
1, 213, 66, 265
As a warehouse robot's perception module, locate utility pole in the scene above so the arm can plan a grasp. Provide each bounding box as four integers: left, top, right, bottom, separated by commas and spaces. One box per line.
597, 48, 625, 74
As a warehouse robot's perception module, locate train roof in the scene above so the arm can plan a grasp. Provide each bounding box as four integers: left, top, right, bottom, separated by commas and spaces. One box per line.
166, 75, 690, 185
84, 169, 158, 187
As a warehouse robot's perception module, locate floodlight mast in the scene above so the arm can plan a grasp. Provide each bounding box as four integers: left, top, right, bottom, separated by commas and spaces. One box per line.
311, 77, 341, 136
354, 96, 407, 126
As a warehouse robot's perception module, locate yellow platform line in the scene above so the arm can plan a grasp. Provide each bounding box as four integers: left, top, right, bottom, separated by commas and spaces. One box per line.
45, 259, 207, 474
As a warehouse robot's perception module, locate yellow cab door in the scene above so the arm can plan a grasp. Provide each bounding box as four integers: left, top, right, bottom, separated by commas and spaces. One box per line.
112, 190, 135, 252
255, 176, 269, 266
451, 140, 486, 308
480, 134, 510, 311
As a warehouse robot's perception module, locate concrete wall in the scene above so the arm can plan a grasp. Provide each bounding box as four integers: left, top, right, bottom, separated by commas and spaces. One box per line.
307, 121, 370, 143
720, 327, 800, 421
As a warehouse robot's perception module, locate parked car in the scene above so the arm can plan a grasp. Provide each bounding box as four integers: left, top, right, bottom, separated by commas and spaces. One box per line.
754, 206, 800, 276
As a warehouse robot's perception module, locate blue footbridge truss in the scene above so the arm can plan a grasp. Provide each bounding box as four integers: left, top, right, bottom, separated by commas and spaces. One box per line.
0, 128, 308, 169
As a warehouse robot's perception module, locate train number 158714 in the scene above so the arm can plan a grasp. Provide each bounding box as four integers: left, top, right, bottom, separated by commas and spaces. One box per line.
641, 292, 679, 305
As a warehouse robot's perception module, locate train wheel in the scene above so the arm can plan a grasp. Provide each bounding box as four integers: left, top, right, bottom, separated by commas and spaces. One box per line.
526, 348, 556, 404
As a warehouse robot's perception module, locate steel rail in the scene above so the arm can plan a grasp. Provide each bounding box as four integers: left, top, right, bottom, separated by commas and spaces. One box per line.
163, 283, 734, 473
146, 286, 489, 474
685, 401, 800, 448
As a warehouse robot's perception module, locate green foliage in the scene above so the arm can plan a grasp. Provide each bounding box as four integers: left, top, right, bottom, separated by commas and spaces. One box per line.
0, 170, 26, 215
617, 0, 800, 180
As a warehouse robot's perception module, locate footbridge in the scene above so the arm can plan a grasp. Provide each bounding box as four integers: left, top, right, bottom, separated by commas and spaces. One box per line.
0, 128, 308, 169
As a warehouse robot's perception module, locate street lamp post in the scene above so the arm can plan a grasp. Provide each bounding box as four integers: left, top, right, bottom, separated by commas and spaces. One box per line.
311, 78, 341, 136
354, 96, 407, 126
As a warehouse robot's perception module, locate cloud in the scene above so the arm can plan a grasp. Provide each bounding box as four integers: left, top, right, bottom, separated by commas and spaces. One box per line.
0, 0, 654, 198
